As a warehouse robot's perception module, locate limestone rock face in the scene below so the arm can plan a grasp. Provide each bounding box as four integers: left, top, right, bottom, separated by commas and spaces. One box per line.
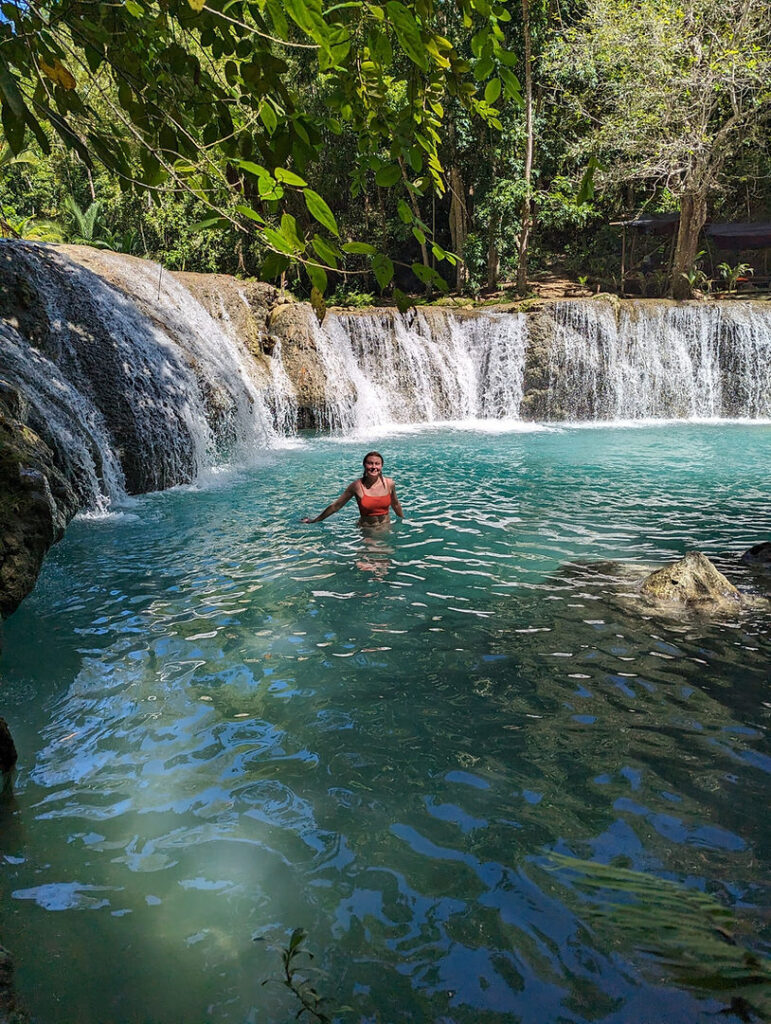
268, 303, 333, 427
0, 378, 78, 620
640, 551, 741, 609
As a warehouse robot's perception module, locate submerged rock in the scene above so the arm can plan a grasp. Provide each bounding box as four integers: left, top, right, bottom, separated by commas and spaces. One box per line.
640, 551, 741, 610
0, 943, 30, 1024
740, 542, 771, 567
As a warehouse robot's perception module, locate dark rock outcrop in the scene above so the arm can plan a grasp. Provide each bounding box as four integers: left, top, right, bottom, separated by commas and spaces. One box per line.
0, 375, 78, 620
640, 551, 741, 610
0, 718, 17, 775
740, 542, 771, 567
0, 943, 30, 1024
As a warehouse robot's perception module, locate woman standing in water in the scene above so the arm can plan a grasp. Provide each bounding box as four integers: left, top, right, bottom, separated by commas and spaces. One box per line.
301, 451, 404, 527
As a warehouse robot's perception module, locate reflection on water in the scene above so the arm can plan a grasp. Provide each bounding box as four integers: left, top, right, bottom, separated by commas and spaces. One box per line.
1, 424, 770, 1023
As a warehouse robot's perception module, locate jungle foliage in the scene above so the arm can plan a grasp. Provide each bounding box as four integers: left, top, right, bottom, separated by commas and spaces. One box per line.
1, 0, 770, 299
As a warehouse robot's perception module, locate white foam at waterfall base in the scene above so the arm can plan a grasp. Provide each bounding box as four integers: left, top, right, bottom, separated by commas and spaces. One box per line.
310, 309, 529, 430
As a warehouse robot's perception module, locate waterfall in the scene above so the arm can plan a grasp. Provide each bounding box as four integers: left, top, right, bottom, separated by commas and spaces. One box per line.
309, 309, 529, 430
0, 244, 275, 510
2, 243, 770, 518
544, 300, 771, 420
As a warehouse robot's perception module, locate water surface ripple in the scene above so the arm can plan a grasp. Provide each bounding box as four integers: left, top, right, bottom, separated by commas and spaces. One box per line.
2, 424, 770, 1024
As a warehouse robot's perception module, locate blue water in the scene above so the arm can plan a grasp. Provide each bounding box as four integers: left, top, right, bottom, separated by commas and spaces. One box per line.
1, 422, 770, 1023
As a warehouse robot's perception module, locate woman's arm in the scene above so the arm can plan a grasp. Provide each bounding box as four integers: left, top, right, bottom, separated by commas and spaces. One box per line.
302, 482, 357, 523
390, 480, 404, 518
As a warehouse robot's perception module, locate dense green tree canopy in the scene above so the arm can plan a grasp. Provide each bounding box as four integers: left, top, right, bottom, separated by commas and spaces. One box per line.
0, 0, 521, 300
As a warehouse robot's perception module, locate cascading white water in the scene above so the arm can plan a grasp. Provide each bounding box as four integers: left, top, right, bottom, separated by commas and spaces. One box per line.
545, 300, 771, 420
0, 321, 126, 510
309, 309, 529, 430
4, 242, 770, 519
1, 245, 276, 510
89, 255, 275, 458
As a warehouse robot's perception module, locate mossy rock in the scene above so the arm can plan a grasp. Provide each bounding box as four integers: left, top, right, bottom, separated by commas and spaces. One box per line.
640, 551, 741, 610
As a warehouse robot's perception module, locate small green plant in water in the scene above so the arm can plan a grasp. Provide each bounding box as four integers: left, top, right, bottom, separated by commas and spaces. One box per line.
260, 927, 332, 1023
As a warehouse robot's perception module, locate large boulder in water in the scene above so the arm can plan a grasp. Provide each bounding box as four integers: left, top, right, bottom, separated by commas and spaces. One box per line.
640, 551, 741, 610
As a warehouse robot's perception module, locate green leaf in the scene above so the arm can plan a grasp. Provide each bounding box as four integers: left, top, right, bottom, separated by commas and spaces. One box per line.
577, 156, 601, 205
264, 0, 289, 37
372, 254, 394, 291
280, 212, 304, 249
412, 225, 426, 245
397, 199, 412, 224
0, 54, 27, 120
385, 2, 428, 71
304, 189, 339, 236
306, 263, 328, 294
311, 234, 339, 268
407, 146, 423, 172
342, 241, 377, 255
275, 167, 307, 186
260, 102, 278, 136
191, 216, 230, 231
187, 0, 206, 11
236, 159, 272, 180
235, 204, 265, 224
310, 285, 327, 323
499, 67, 521, 99
1, 101, 25, 155
393, 287, 412, 313
375, 164, 401, 188
474, 56, 495, 80
412, 261, 433, 284
125, 1, 144, 17
484, 78, 502, 104
263, 226, 297, 254
261, 252, 290, 280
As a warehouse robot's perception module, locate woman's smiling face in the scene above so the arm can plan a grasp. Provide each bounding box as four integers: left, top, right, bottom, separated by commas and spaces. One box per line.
363, 455, 383, 478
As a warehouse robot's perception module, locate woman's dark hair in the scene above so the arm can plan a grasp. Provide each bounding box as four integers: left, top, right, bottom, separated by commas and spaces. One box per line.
361, 451, 384, 479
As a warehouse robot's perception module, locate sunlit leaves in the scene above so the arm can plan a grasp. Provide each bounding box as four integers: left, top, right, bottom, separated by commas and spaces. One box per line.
39, 59, 76, 91
303, 189, 339, 235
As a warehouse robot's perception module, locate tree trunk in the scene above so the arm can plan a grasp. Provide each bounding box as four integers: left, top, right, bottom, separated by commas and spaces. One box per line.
487, 210, 501, 289
516, 0, 534, 296
448, 165, 468, 291
670, 193, 708, 299
399, 156, 431, 295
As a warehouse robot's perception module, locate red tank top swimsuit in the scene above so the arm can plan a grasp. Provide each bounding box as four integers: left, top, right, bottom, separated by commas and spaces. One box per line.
358, 483, 392, 517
